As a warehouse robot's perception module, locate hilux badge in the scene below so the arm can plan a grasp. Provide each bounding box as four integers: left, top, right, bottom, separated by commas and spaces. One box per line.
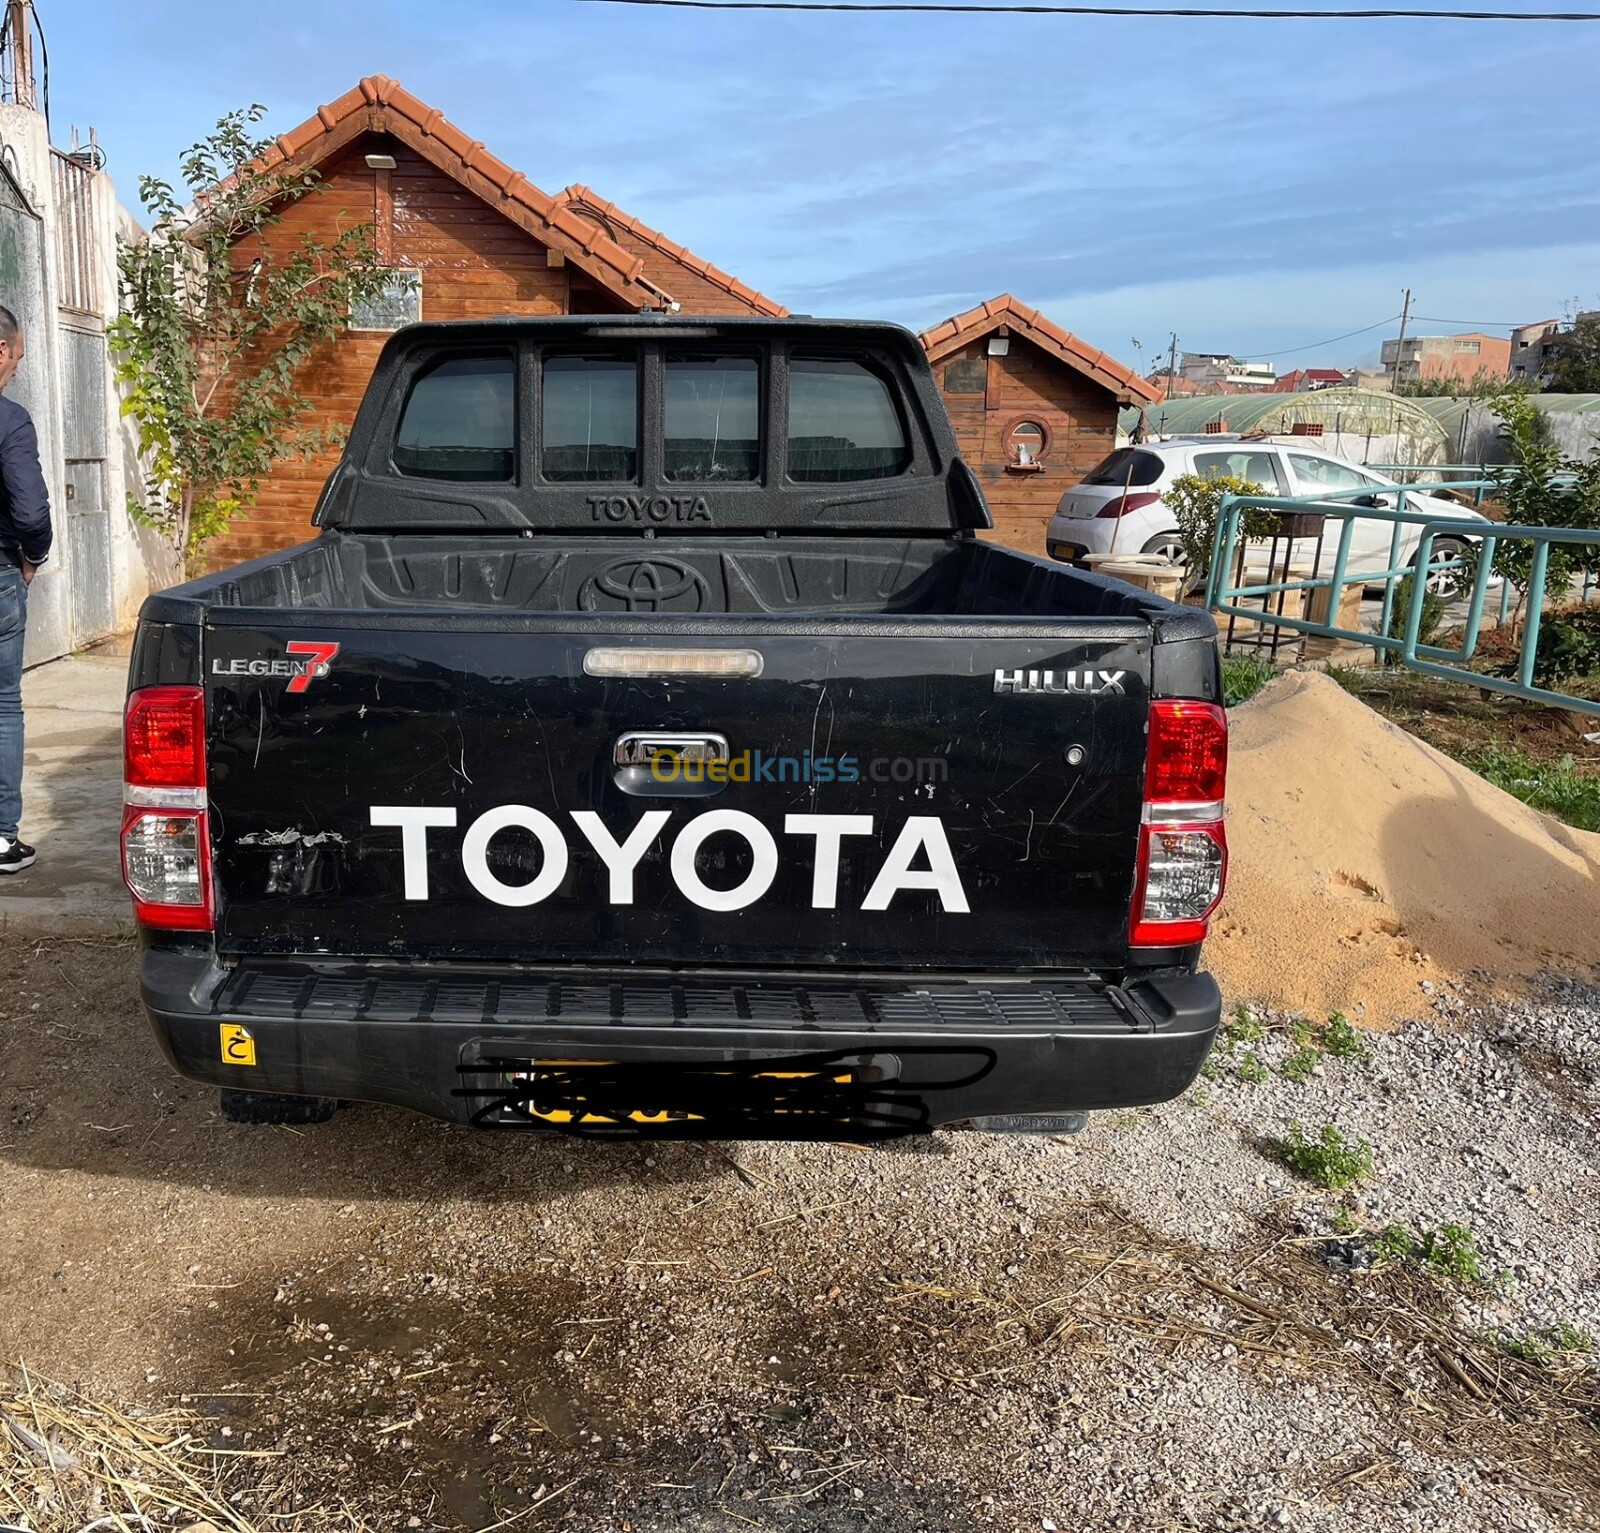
993, 668, 1126, 696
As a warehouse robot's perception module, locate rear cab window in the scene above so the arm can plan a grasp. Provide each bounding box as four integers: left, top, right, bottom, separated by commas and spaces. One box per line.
787, 357, 908, 483
393, 353, 515, 481
664, 354, 760, 482
542, 355, 639, 482
1082, 448, 1163, 487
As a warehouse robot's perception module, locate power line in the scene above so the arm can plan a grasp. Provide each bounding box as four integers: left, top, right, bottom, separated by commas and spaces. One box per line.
581, 0, 1600, 20
1232, 314, 1402, 359
1412, 314, 1557, 328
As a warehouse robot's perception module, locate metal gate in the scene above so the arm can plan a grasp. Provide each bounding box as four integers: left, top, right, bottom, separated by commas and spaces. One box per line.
57, 321, 112, 643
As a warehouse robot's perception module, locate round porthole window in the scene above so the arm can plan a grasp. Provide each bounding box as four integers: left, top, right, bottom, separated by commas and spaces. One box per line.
1005, 418, 1049, 468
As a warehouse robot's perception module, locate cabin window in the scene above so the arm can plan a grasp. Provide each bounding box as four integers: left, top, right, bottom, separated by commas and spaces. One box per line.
944, 357, 986, 395
787, 357, 908, 483
393, 352, 515, 482
351, 269, 421, 332
542, 356, 639, 482
1006, 419, 1048, 466
664, 355, 760, 482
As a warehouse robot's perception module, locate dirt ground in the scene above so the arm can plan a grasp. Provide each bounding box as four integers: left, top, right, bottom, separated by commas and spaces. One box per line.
2, 929, 1597, 1533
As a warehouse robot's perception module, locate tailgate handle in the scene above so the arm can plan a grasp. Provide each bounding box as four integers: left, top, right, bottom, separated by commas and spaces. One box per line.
614, 731, 729, 770
614, 732, 731, 799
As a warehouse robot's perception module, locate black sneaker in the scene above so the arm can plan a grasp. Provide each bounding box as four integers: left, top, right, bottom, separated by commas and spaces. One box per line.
0, 838, 35, 874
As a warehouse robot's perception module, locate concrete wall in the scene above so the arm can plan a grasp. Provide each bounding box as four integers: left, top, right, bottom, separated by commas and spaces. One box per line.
0, 103, 172, 667
1445, 398, 1600, 466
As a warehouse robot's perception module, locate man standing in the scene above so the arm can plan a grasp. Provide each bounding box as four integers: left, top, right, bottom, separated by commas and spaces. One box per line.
0, 304, 51, 874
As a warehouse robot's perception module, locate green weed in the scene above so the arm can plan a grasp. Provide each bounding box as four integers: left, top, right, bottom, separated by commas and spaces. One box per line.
1323, 1012, 1369, 1060
1270, 1123, 1374, 1190
1462, 747, 1600, 834
1371, 1223, 1418, 1265
1223, 1002, 1266, 1047
1235, 1050, 1269, 1085
1419, 1224, 1483, 1283
1279, 1048, 1321, 1083
1222, 653, 1278, 709
1498, 1323, 1593, 1363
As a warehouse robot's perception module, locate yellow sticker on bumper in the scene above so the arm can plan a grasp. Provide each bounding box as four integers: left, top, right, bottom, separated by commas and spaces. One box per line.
220, 1023, 257, 1067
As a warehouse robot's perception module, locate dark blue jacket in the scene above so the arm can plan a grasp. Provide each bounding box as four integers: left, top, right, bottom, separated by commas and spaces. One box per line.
0, 394, 51, 567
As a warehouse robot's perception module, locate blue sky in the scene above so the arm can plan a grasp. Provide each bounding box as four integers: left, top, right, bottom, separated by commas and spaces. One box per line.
40, 0, 1600, 372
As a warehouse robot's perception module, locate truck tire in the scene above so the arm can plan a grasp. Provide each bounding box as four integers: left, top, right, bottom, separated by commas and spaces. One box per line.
218, 1089, 340, 1126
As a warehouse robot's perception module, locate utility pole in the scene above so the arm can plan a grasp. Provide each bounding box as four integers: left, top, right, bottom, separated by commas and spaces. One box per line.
1390, 288, 1412, 393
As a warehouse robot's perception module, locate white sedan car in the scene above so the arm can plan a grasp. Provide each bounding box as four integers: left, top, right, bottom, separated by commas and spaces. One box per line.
1045, 440, 1487, 585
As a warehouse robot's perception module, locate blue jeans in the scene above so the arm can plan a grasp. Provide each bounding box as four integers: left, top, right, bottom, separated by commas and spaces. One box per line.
0, 559, 26, 841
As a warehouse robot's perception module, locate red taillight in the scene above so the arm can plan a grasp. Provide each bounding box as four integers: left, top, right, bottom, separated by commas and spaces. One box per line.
1132, 700, 1228, 948
1096, 491, 1162, 519
122, 686, 212, 930
1145, 700, 1227, 806
125, 686, 206, 789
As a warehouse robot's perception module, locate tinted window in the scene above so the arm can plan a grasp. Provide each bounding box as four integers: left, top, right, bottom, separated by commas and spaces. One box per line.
1083, 448, 1162, 487
393, 354, 514, 481
787, 358, 907, 483
1192, 449, 1279, 489
664, 355, 760, 482
543, 356, 638, 482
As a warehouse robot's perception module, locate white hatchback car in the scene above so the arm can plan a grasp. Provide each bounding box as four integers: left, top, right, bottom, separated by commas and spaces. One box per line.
1045, 440, 1487, 584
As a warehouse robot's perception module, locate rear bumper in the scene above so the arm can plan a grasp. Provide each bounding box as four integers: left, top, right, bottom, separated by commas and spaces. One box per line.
139, 951, 1220, 1137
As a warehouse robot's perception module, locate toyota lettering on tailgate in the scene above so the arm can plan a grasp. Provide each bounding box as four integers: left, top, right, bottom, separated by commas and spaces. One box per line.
368, 807, 971, 914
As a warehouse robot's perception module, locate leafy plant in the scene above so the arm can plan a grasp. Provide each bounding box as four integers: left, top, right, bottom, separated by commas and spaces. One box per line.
1269, 1123, 1374, 1190
1531, 613, 1600, 683
1371, 1223, 1417, 1265
1547, 308, 1600, 394
111, 105, 400, 559
1222, 1001, 1266, 1047
1322, 1013, 1369, 1061
1165, 473, 1279, 582
1418, 1224, 1482, 1283
1457, 386, 1600, 640
1234, 1050, 1269, 1085
1221, 652, 1277, 708
1278, 1048, 1320, 1083
1383, 572, 1449, 659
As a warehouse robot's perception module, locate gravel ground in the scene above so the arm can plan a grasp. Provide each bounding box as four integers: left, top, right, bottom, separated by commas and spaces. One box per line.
1, 934, 1597, 1532
1073, 973, 1600, 1344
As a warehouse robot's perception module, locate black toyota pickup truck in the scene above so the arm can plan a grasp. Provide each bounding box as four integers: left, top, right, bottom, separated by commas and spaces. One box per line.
122, 315, 1226, 1138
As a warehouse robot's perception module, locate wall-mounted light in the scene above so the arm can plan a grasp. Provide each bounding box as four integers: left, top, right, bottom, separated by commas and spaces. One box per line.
987, 336, 1010, 357
365, 153, 397, 170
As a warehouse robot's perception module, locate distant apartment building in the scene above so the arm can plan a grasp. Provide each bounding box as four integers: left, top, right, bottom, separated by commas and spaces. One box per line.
1510, 319, 1563, 382
1179, 352, 1277, 390
1380, 330, 1510, 389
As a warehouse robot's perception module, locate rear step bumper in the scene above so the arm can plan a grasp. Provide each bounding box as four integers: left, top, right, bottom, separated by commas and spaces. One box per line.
139, 951, 1220, 1136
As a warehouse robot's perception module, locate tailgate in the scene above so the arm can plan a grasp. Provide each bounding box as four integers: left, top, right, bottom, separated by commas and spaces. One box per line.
203, 617, 1151, 971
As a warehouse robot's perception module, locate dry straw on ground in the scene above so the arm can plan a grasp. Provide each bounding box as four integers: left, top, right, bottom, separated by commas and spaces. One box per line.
0, 1364, 267, 1533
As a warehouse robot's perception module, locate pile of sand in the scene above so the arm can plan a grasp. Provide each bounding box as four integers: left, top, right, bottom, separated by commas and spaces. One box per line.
1207, 670, 1600, 1025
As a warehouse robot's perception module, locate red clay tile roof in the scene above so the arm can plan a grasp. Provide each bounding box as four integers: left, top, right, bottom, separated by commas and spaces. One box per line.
557, 185, 786, 318
920, 295, 1158, 405
245, 75, 674, 310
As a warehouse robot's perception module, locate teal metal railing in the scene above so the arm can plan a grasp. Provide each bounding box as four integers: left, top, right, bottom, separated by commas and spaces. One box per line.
1205, 482, 1600, 717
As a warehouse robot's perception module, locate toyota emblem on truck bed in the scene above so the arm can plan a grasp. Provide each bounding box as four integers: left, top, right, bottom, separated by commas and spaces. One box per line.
581, 557, 709, 613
